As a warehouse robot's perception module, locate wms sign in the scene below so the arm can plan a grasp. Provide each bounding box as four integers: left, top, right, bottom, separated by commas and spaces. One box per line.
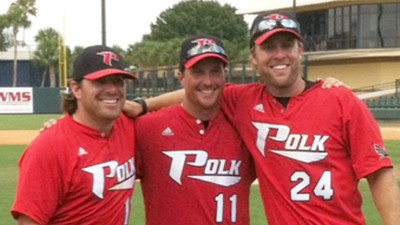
0, 88, 33, 114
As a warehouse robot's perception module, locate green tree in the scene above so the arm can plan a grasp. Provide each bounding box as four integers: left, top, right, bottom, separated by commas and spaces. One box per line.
33, 28, 60, 87
0, 14, 11, 51
6, 0, 37, 86
126, 38, 181, 68
147, 0, 247, 43
110, 45, 125, 56
126, 0, 249, 69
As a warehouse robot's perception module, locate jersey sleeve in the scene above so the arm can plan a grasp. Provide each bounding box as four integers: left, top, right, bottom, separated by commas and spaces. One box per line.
221, 83, 245, 123
342, 91, 393, 179
11, 134, 66, 224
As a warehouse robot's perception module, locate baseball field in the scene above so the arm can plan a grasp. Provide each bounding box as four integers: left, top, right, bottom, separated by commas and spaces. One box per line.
0, 114, 399, 224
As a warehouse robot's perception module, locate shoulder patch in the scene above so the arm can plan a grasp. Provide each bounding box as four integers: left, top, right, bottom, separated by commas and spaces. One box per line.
374, 144, 388, 157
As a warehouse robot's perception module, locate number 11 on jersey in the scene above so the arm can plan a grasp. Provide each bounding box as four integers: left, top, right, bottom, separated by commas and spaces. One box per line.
215, 193, 238, 223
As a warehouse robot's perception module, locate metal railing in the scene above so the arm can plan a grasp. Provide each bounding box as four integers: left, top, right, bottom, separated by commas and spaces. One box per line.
352, 81, 396, 93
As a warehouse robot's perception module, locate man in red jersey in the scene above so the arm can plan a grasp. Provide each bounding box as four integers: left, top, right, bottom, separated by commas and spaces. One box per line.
125, 13, 400, 225
135, 34, 255, 225
219, 13, 400, 225
12, 45, 138, 225
38, 35, 256, 225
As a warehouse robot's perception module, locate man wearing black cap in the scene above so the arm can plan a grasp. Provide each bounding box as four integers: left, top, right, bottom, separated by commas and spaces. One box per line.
12, 45, 138, 225
219, 13, 400, 225
134, 34, 255, 225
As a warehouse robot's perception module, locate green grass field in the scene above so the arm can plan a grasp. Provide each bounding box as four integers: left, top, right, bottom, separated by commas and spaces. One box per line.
0, 145, 266, 225
2, 144, 398, 224
0, 114, 62, 130
0, 115, 398, 224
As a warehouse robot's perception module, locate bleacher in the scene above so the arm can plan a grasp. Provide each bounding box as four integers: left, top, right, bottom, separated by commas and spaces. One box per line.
359, 81, 400, 120
365, 95, 400, 108
355, 79, 400, 120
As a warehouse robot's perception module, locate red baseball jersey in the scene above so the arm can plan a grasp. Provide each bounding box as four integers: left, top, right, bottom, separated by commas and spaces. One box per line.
135, 105, 255, 225
220, 82, 393, 225
12, 114, 136, 225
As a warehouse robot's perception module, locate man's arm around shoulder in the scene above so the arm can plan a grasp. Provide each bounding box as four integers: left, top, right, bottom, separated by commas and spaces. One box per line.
124, 89, 184, 117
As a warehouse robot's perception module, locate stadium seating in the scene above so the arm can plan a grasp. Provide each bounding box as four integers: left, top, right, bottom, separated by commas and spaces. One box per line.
363, 95, 400, 120
364, 95, 400, 108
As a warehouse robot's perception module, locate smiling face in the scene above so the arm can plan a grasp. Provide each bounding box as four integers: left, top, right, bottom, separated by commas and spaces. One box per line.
179, 57, 226, 119
251, 32, 305, 97
71, 75, 126, 130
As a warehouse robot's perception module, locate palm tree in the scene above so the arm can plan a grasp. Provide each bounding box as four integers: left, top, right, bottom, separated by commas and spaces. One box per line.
33, 28, 60, 87
6, 0, 37, 87
0, 15, 11, 51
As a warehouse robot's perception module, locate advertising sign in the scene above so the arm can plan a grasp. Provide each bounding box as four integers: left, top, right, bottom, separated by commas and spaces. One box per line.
0, 88, 33, 113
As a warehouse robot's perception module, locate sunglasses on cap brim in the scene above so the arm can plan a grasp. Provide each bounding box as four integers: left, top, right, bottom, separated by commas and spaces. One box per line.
251, 18, 300, 37
186, 43, 227, 60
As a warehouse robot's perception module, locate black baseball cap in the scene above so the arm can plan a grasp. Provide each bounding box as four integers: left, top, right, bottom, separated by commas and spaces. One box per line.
73, 45, 138, 81
250, 13, 302, 47
179, 34, 228, 71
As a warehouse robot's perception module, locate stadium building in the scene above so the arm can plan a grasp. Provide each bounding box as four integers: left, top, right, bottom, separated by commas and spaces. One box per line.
236, 0, 400, 120
0, 51, 47, 87
241, 0, 400, 91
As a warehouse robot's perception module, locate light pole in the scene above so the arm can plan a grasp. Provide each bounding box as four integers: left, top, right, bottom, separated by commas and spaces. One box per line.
293, 0, 296, 18
101, 0, 106, 46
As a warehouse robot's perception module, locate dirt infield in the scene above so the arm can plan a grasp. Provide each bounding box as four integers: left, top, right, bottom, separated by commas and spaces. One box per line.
380, 127, 400, 140
0, 130, 39, 145
0, 127, 398, 145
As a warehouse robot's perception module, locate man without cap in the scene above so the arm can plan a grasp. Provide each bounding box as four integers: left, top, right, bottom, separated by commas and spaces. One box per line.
11, 45, 138, 225
135, 34, 255, 225
218, 13, 400, 225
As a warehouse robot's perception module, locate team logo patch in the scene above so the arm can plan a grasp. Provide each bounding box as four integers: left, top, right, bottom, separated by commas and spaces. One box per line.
191, 38, 216, 46
374, 144, 388, 157
253, 104, 265, 113
82, 157, 135, 199
163, 150, 242, 186
162, 127, 174, 136
78, 147, 88, 156
252, 122, 329, 163
96, 51, 120, 67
